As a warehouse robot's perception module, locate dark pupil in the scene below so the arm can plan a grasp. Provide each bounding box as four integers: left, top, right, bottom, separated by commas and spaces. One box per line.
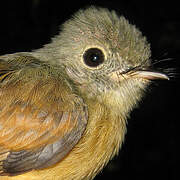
83, 48, 104, 67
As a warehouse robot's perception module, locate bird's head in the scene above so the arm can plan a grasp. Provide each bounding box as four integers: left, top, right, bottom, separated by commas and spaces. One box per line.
37, 7, 169, 113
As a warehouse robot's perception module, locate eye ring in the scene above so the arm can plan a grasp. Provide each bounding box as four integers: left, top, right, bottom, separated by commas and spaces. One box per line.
83, 48, 105, 68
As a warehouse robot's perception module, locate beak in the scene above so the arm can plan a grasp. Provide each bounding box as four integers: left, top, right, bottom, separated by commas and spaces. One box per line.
109, 69, 169, 81
131, 70, 169, 80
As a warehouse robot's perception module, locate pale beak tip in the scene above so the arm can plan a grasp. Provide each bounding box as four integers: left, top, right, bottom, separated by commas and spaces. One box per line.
133, 71, 170, 80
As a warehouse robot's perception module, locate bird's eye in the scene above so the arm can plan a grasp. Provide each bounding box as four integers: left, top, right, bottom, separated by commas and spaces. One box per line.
83, 48, 104, 67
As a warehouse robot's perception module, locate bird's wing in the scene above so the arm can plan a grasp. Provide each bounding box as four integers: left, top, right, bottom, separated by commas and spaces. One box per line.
0, 56, 88, 176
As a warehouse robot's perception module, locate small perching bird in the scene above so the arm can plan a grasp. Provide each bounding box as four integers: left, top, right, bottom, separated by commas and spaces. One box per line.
0, 6, 169, 180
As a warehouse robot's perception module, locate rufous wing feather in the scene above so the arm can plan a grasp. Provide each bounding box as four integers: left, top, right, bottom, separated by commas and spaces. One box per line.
0, 56, 88, 175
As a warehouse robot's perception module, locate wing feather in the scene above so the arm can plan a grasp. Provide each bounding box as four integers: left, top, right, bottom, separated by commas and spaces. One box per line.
0, 56, 88, 175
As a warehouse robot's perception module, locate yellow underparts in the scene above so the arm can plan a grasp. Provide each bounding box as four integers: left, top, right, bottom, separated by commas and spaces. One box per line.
1, 97, 127, 180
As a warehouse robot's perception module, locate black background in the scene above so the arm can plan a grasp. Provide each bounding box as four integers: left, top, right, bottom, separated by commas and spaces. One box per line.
0, 1, 179, 180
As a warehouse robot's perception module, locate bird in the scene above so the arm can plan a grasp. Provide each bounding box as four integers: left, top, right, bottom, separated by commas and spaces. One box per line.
0, 6, 169, 180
